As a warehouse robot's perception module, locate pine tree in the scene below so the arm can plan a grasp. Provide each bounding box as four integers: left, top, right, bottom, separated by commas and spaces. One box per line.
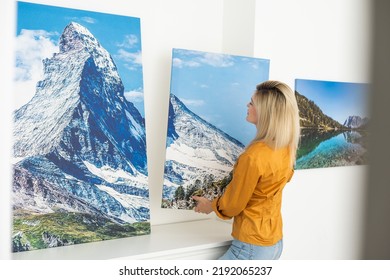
174, 185, 185, 201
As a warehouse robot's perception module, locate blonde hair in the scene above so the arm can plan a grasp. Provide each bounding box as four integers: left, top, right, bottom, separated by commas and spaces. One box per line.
250, 80, 300, 167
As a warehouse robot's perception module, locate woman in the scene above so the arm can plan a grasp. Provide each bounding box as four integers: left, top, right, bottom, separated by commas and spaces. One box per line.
192, 80, 300, 260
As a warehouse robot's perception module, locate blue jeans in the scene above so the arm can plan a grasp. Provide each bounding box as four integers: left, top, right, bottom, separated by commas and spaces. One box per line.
218, 239, 283, 260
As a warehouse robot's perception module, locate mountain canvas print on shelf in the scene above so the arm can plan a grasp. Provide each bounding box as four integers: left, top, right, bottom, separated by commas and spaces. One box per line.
12, 2, 149, 252
162, 48, 270, 210
295, 79, 370, 169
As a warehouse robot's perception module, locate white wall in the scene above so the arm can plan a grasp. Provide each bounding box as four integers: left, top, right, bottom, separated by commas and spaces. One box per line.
0, 0, 372, 260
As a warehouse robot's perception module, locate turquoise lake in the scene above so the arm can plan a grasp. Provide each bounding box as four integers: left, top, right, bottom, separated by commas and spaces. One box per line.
295, 129, 368, 169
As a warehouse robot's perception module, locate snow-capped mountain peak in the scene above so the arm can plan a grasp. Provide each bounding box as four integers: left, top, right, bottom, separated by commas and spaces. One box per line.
59, 22, 99, 53
343, 115, 368, 129
163, 93, 244, 198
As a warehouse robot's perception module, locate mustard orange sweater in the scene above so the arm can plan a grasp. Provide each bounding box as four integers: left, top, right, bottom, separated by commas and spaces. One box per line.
212, 142, 294, 246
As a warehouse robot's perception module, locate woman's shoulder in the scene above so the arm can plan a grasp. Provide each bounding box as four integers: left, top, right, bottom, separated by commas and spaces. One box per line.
238, 142, 269, 161
244, 141, 270, 153
243, 141, 289, 159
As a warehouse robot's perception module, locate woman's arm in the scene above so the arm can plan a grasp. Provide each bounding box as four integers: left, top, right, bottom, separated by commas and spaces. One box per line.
192, 152, 261, 218
212, 153, 260, 219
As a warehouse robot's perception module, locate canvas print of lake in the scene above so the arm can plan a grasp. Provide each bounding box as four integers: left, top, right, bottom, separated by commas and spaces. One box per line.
12, 1, 150, 252
295, 79, 370, 170
162, 48, 270, 209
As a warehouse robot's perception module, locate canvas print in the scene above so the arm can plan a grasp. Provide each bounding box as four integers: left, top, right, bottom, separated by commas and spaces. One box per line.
162, 48, 270, 209
295, 79, 370, 169
12, 2, 150, 252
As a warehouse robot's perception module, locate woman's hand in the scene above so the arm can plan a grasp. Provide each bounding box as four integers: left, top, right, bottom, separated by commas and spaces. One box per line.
192, 196, 213, 214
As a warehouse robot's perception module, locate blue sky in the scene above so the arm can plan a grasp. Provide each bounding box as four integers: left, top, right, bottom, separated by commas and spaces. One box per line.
15, 1, 145, 115
295, 79, 370, 124
171, 48, 270, 145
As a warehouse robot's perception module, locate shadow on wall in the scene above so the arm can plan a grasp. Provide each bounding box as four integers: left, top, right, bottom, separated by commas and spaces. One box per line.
361, 0, 390, 260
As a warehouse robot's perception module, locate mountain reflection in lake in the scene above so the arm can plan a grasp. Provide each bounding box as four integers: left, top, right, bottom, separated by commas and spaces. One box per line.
295, 129, 368, 169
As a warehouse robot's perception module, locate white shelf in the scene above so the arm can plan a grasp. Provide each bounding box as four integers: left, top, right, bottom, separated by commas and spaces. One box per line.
12, 218, 233, 260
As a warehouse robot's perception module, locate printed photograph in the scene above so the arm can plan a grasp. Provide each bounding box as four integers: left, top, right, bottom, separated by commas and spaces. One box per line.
295, 79, 370, 169
162, 48, 270, 209
12, 1, 150, 252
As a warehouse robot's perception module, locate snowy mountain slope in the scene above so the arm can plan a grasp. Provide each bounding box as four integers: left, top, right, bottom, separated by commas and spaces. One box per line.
163, 94, 245, 199
13, 22, 149, 228
343, 115, 369, 129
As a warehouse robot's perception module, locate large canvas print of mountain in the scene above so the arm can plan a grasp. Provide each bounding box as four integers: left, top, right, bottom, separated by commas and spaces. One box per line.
295, 79, 370, 169
162, 48, 270, 209
12, 2, 149, 252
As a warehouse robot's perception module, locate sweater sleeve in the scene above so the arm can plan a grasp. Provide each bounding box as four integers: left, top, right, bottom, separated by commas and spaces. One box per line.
212, 153, 261, 220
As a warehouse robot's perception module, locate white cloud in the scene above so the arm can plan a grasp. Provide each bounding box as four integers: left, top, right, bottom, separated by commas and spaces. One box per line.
116, 49, 142, 69
117, 34, 138, 49
172, 51, 234, 69
81, 17, 96, 24
172, 57, 200, 68
186, 60, 201, 67
14, 29, 58, 110
172, 57, 183, 68
124, 88, 144, 103
66, 16, 97, 24
181, 98, 205, 107
249, 60, 260, 69
199, 53, 234, 67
